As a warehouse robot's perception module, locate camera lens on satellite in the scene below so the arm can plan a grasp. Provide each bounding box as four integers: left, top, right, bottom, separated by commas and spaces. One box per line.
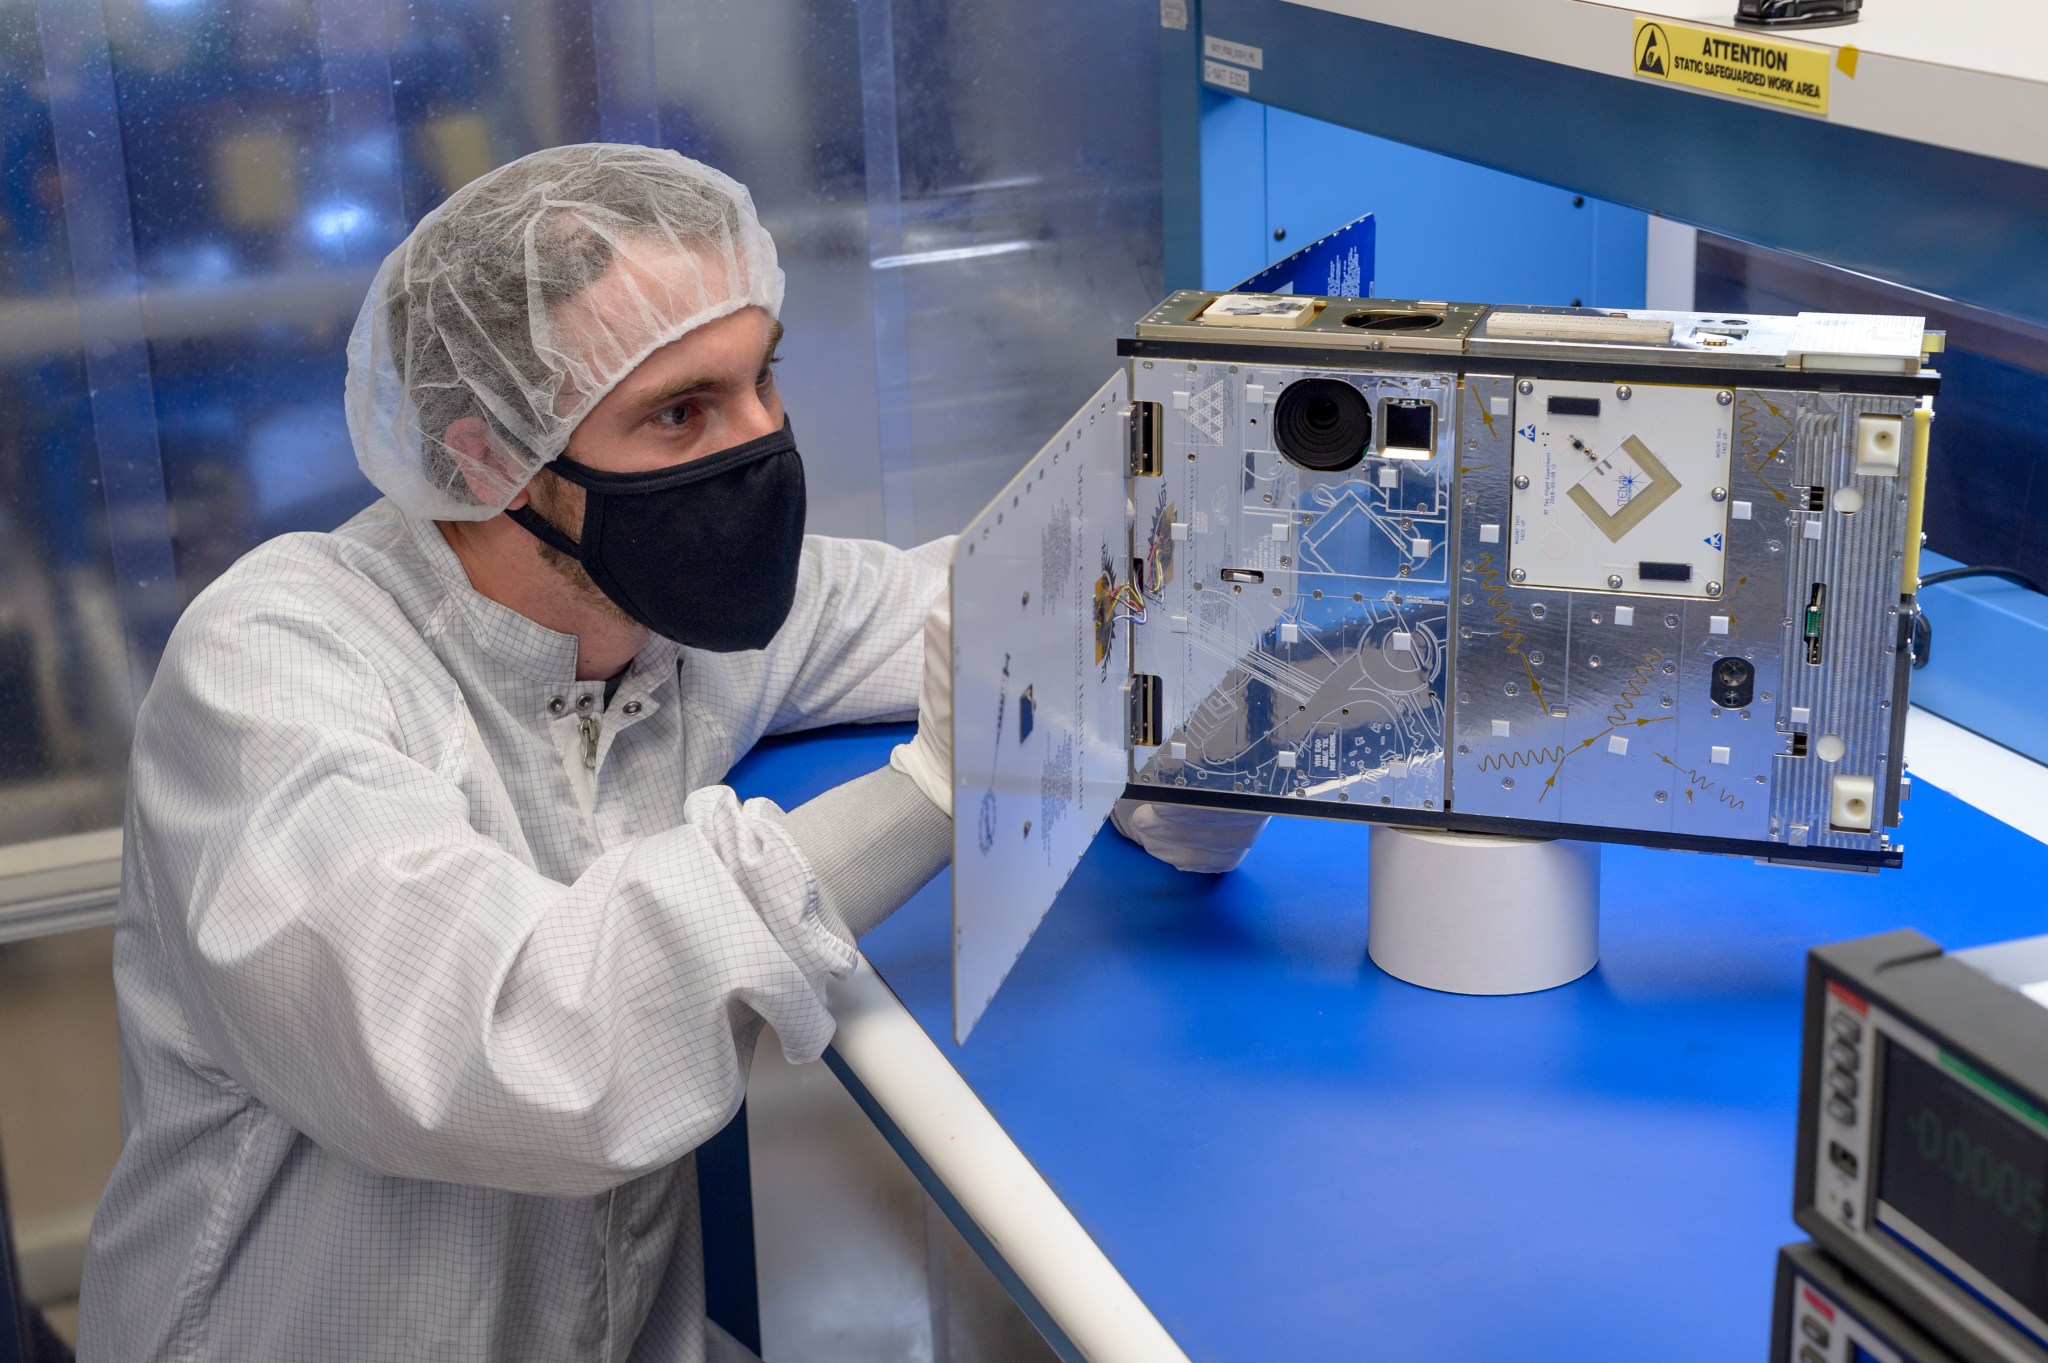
1274, 377, 1372, 472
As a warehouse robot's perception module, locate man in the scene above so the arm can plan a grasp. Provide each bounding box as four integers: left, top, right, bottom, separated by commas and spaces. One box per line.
77, 144, 1257, 1361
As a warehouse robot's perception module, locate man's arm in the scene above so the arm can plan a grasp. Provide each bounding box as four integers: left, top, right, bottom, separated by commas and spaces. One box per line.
133, 588, 861, 1198
756, 535, 950, 736
771, 765, 950, 941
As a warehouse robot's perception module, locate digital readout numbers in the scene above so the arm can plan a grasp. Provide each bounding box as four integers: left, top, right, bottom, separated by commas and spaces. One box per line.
1904, 1105, 2046, 1237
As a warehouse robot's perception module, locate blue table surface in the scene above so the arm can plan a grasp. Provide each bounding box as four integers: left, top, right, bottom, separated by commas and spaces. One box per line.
729, 724, 2048, 1363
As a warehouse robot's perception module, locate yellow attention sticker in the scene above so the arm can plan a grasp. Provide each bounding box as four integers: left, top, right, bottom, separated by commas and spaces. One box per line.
1631, 17, 1830, 115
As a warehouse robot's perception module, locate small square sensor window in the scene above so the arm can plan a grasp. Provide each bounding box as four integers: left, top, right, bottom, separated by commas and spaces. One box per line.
1380, 399, 1435, 458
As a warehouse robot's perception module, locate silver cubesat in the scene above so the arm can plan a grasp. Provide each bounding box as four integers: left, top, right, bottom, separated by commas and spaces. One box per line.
948, 294, 1939, 1040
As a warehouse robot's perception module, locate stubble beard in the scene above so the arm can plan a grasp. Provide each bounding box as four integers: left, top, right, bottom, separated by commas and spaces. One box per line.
528, 471, 640, 629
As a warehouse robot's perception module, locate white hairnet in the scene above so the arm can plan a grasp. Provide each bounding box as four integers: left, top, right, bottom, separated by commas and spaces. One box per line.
345, 143, 785, 521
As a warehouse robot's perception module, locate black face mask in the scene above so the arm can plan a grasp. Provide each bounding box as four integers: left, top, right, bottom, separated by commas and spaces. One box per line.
506, 420, 806, 652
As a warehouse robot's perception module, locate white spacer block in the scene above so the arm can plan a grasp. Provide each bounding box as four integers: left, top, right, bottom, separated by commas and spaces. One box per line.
1710, 745, 1731, 765
1279, 621, 1300, 644
1614, 606, 1635, 626
1491, 719, 1511, 738
1480, 523, 1501, 544
1245, 383, 1266, 405
1390, 631, 1413, 652
1171, 390, 1190, 409
1489, 395, 1511, 417
1271, 521, 1291, 541
1855, 414, 1904, 477
1277, 750, 1298, 769
1409, 538, 1431, 558
1169, 614, 1189, 633
1733, 500, 1753, 521
1709, 615, 1730, 636
1831, 774, 1876, 830
1803, 518, 1823, 540
1791, 705, 1811, 725
1378, 465, 1401, 488
1607, 734, 1629, 755
1170, 521, 1188, 541
1169, 741, 1188, 760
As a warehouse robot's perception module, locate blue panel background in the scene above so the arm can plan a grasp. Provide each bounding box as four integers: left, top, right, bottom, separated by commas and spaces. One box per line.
1235, 212, 1374, 297
1196, 0, 2048, 330
1201, 95, 1646, 308
1911, 549, 2048, 767
1198, 91, 1269, 294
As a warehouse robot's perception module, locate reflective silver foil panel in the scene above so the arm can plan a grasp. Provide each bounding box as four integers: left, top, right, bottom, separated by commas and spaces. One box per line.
1128, 360, 1453, 811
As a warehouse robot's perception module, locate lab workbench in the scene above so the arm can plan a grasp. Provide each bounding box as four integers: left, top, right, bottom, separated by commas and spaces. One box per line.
728, 714, 2048, 1361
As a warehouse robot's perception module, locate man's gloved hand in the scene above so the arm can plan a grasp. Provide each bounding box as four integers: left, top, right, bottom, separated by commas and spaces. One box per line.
889, 596, 953, 816
1110, 798, 1268, 874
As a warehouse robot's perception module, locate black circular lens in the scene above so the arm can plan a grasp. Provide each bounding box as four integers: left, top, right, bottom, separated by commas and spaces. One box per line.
1274, 378, 1371, 472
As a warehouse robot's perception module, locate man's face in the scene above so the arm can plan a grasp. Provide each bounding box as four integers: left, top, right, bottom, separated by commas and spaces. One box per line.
520, 243, 785, 619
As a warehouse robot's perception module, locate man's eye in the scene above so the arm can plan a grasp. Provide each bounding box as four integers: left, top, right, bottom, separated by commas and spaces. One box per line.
654, 402, 695, 428
757, 357, 782, 388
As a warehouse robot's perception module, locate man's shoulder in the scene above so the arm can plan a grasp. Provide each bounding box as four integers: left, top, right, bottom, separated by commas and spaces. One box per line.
174, 504, 444, 659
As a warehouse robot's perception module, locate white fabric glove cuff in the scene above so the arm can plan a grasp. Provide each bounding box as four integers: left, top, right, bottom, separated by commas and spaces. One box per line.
890, 740, 951, 819
1110, 798, 1269, 875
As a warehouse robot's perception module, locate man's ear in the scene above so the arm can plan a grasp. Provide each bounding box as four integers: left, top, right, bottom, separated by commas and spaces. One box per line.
443, 416, 535, 512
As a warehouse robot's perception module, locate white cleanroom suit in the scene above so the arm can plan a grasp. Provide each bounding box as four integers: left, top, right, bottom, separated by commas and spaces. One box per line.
78, 503, 946, 1360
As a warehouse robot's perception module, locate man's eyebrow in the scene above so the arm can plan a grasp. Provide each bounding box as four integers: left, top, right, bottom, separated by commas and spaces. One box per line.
630, 373, 720, 409
622, 322, 787, 412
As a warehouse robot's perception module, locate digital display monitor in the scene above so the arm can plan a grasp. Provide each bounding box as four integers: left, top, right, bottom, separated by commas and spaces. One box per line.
1875, 1040, 2048, 1333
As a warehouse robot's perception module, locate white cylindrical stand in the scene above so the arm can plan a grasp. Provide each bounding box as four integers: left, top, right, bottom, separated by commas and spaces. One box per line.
1366, 826, 1601, 995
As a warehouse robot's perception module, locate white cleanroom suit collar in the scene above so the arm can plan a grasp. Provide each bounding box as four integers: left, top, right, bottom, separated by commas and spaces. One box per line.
397, 509, 682, 689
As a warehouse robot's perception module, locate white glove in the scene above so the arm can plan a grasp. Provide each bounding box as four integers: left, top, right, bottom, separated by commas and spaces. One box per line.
1110, 798, 1268, 874
889, 596, 953, 817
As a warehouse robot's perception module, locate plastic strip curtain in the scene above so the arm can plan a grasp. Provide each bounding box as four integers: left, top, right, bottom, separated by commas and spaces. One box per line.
857, 0, 920, 548
33, 0, 179, 712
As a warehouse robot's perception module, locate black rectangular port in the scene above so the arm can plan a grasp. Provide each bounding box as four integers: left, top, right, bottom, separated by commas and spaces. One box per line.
1791, 732, 1809, 758
1547, 395, 1601, 418
1125, 400, 1162, 476
1802, 486, 1826, 511
1804, 583, 1826, 665
1128, 673, 1162, 747
1380, 398, 1436, 455
1637, 561, 1692, 582
1828, 1141, 1859, 1179
1220, 567, 1265, 584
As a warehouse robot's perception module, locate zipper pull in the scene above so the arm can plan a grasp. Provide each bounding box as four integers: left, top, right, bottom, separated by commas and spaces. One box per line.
579, 715, 599, 770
